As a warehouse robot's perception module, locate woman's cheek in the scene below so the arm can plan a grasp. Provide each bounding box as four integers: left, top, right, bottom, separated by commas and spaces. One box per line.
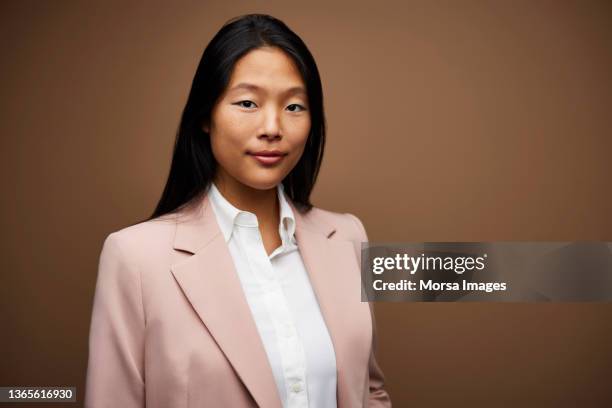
211, 133, 237, 166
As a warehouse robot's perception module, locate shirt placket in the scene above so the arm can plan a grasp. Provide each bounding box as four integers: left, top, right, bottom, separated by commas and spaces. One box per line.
236, 221, 309, 408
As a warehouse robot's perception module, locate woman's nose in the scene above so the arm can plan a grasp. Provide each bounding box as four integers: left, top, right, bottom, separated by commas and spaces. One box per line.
258, 106, 282, 140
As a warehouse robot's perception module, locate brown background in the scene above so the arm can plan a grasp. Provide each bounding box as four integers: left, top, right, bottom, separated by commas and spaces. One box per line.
1, 1, 611, 407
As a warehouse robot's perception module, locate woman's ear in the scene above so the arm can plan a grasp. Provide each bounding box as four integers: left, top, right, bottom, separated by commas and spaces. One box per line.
201, 119, 210, 134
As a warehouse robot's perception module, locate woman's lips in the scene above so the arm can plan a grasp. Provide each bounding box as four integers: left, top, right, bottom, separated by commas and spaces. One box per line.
248, 152, 286, 166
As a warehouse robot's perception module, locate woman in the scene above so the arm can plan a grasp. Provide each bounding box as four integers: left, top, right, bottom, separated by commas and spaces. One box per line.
85, 13, 391, 408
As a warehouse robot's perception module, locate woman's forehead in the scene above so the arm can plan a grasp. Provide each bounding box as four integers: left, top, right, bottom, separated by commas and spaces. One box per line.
226, 47, 305, 94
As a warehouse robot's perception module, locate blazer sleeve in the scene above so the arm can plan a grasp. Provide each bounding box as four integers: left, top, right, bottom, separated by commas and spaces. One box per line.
85, 233, 146, 408
346, 213, 392, 407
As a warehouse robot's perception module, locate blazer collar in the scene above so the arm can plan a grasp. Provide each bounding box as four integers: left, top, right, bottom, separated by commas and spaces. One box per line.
170, 189, 371, 408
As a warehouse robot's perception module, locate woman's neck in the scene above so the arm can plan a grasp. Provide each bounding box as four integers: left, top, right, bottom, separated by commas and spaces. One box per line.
212, 173, 280, 227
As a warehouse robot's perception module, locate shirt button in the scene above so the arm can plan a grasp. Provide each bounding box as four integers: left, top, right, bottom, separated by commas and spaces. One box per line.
291, 382, 302, 393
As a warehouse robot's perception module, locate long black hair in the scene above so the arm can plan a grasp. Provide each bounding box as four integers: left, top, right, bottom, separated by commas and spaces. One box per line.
144, 13, 326, 222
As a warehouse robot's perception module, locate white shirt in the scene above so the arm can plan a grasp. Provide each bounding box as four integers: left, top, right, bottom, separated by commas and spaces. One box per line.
207, 182, 338, 408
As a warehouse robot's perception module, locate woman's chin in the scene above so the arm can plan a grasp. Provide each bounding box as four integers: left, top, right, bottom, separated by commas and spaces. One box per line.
242, 175, 284, 191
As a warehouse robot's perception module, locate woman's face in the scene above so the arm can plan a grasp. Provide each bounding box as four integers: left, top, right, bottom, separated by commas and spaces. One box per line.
205, 46, 311, 191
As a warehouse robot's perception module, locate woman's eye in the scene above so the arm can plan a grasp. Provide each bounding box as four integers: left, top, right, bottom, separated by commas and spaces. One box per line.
235, 100, 257, 109
287, 104, 306, 112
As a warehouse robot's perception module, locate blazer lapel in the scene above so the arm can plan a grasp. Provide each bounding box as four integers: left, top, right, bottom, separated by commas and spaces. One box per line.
289, 200, 373, 408
170, 195, 282, 408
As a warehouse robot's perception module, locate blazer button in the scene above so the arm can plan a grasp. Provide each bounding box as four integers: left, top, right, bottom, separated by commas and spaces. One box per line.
291, 382, 303, 393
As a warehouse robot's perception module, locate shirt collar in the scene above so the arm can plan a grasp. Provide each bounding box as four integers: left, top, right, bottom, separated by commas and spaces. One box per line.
207, 182, 297, 247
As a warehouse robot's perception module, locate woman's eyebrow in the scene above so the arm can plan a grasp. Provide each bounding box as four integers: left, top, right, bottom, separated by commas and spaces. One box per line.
228, 82, 306, 96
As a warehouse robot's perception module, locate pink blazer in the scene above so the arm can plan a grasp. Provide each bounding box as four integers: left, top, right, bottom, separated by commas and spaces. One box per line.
85, 192, 391, 407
